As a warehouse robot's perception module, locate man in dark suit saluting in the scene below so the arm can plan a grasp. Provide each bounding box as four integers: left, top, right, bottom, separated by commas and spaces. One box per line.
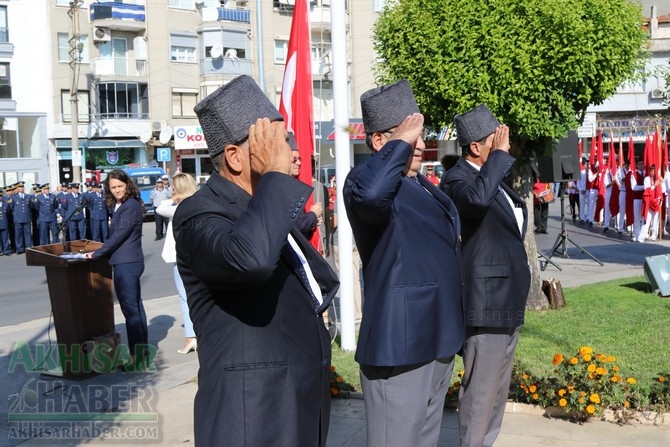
343, 80, 465, 447
172, 75, 339, 447
440, 104, 531, 447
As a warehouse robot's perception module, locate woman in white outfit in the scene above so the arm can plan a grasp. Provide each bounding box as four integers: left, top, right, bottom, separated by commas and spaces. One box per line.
155, 173, 199, 354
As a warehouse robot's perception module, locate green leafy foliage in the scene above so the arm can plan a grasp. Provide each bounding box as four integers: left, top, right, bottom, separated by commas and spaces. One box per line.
374, 0, 648, 156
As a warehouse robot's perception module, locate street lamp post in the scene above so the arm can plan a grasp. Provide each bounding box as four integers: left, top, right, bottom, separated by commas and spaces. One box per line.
68, 0, 84, 184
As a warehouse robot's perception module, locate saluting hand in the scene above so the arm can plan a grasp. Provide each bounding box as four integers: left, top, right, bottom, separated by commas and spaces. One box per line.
491, 125, 511, 152
248, 118, 292, 176
392, 113, 424, 148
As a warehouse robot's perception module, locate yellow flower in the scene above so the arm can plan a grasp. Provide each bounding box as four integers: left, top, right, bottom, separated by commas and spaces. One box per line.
558, 389, 566, 397
578, 397, 585, 404
567, 385, 575, 393
587, 364, 596, 373
589, 394, 600, 404
579, 346, 593, 356
580, 391, 587, 397
588, 373, 596, 380
583, 354, 592, 362
626, 377, 637, 385
659, 376, 666, 383
570, 357, 579, 365
607, 355, 616, 362
532, 393, 539, 400
529, 385, 537, 393
595, 367, 607, 375
612, 365, 619, 372
624, 401, 630, 408
559, 398, 567, 407
552, 353, 564, 365
522, 373, 528, 380
458, 370, 464, 378
586, 404, 596, 414
611, 375, 621, 383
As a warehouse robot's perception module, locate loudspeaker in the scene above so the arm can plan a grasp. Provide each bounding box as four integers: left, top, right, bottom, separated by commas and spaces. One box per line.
644, 254, 670, 297
537, 132, 580, 183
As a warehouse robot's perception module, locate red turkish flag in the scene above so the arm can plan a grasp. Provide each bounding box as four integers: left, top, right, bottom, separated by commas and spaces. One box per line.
279, 0, 321, 252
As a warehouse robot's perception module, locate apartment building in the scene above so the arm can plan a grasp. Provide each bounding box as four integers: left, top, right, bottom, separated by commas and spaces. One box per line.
0, 0, 390, 189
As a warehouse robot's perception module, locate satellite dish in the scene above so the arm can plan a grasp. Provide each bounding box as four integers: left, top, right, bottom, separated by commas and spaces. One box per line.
159, 126, 173, 145
224, 48, 238, 60
139, 128, 152, 144
210, 44, 224, 59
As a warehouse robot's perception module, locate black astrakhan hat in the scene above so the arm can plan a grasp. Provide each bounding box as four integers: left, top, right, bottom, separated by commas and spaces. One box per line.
360, 80, 420, 134
454, 104, 501, 148
194, 75, 283, 159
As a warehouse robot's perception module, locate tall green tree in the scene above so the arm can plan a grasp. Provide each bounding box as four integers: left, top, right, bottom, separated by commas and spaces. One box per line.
374, 0, 648, 308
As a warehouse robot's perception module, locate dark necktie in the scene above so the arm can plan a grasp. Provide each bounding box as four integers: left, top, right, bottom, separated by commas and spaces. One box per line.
282, 243, 321, 312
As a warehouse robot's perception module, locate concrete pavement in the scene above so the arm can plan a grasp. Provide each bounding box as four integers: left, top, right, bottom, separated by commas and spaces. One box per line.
3, 204, 670, 446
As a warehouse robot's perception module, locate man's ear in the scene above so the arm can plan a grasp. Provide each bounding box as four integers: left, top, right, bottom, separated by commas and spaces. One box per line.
371, 132, 386, 152
468, 141, 480, 157
224, 144, 244, 174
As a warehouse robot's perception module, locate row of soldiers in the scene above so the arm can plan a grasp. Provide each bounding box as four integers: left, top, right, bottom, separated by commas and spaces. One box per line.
0, 180, 111, 255
567, 158, 669, 242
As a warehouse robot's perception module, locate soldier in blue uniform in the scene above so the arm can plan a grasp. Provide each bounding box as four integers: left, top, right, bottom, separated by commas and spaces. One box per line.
33, 183, 60, 245
8, 181, 33, 254
63, 183, 87, 241
31, 185, 41, 247
87, 181, 109, 242
4, 183, 16, 253
0, 186, 12, 255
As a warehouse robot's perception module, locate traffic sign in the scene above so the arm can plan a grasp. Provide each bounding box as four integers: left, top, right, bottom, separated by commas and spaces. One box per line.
157, 147, 171, 162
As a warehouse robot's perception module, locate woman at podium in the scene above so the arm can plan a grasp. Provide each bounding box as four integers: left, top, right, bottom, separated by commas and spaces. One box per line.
85, 169, 148, 369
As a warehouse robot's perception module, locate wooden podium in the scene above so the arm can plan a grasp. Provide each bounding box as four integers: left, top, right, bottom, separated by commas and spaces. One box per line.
26, 240, 116, 379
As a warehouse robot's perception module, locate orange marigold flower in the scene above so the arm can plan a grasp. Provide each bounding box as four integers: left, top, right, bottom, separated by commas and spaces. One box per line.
559, 398, 568, 407
522, 373, 528, 380
659, 376, 666, 383
626, 377, 637, 385
579, 346, 593, 356
580, 391, 587, 397
583, 354, 592, 362
578, 397, 585, 404
330, 365, 335, 372
570, 357, 579, 365
611, 375, 621, 383
331, 387, 339, 396
624, 401, 630, 408
586, 404, 596, 414
567, 385, 575, 393
607, 355, 616, 362
588, 373, 596, 379
612, 365, 619, 372
596, 367, 607, 375
598, 354, 608, 363
558, 389, 566, 397
336, 376, 343, 383
587, 364, 596, 373
552, 353, 564, 365
529, 385, 537, 393
532, 393, 539, 400
589, 394, 600, 404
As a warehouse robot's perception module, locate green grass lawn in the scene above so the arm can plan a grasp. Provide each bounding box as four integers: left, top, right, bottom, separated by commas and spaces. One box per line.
331, 276, 670, 394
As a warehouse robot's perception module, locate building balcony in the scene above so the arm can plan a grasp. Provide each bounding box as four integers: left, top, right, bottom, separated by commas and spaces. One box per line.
200, 6, 250, 23
91, 57, 148, 78
90, 2, 146, 32
310, 5, 330, 29
200, 57, 252, 76
312, 58, 331, 80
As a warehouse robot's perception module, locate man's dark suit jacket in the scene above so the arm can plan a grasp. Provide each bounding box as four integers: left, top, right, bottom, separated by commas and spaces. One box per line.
173, 171, 339, 447
440, 151, 531, 328
343, 139, 465, 367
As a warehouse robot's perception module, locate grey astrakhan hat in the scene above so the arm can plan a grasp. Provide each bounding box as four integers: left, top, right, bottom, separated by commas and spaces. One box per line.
360, 80, 420, 134
194, 75, 283, 158
454, 104, 501, 147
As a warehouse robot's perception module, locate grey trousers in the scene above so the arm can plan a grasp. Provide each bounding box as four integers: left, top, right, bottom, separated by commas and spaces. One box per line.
360, 357, 454, 447
458, 325, 521, 447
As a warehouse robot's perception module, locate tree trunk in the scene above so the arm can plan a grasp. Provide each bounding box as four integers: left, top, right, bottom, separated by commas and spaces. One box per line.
510, 160, 549, 311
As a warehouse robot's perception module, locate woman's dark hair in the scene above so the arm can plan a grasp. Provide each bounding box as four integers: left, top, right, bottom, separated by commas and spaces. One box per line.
103, 169, 143, 210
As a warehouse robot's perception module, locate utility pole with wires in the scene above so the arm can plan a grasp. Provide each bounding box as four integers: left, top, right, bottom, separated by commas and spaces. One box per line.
68, 0, 84, 184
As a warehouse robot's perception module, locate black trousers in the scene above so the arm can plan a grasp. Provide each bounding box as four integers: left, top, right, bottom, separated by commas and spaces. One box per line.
154, 213, 168, 237
534, 202, 549, 232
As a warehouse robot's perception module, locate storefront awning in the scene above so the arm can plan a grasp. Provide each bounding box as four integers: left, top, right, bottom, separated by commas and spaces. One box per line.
55, 139, 145, 149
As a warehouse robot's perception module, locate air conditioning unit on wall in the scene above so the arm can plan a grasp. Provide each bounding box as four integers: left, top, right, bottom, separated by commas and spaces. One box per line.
92, 27, 111, 43
651, 88, 666, 99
